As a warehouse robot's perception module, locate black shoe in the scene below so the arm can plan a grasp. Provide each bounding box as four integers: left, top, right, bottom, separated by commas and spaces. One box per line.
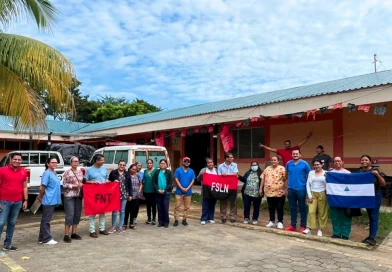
230, 219, 236, 223
222, 219, 227, 224
182, 220, 188, 226
63, 235, 72, 243
173, 220, 179, 227
152, 220, 156, 225
3, 245, 18, 251
331, 235, 341, 239
362, 237, 370, 244
164, 224, 169, 228
367, 237, 377, 246
146, 220, 152, 224
158, 224, 163, 227
71, 233, 82, 240
341, 236, 349, 240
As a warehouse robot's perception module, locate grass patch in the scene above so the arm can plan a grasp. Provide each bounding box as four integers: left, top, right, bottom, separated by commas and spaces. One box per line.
352, 210, 392, 242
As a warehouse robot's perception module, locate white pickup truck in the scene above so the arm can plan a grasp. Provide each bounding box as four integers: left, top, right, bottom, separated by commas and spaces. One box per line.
0, 150, 85, 198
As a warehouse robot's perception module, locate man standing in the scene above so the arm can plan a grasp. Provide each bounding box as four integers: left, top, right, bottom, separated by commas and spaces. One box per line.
312, 145, 332, 171
218, 152, 239, 223
173, 157, 195, 226
0, 153, 28, 251
285, 150, 311, 232
258, 132, 312, 166
85, 154, 110, 238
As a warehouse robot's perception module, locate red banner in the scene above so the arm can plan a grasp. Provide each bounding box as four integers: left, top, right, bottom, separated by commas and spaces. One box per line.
83, 183, 121, 216
202, 173, 238, 201
219, 125, 235, 152
155, 132, 165, 146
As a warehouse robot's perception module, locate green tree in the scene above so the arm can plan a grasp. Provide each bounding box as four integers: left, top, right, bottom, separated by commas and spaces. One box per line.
0, 0, 76, 131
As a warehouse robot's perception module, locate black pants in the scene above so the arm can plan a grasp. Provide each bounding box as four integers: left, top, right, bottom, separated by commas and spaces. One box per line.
144, 193, 157, 221
155, 193, 170, 225
267, 197, 285, 223
124, 199, 140, 226
39, 205, 55, 243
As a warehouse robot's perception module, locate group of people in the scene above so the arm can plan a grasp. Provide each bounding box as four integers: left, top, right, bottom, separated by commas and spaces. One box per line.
0, 134, 387, 251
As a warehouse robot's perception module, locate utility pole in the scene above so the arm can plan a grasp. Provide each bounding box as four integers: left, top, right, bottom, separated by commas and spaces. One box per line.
373, 54, 377, 73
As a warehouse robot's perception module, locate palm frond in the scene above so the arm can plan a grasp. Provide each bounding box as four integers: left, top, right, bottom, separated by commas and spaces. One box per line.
0, 0, 58, 32
0, 33, 75, 131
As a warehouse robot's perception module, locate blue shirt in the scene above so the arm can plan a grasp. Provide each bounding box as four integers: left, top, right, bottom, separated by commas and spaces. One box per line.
174, 167, 196, 196
286, 160, 311, 191
217, 162, 239, 175
41, 170, 62, 205
138, 171, 144, 181
85, 166, 108, 184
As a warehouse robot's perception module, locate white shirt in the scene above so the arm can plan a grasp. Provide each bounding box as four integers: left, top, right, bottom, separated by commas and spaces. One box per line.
306, 170, 326, 198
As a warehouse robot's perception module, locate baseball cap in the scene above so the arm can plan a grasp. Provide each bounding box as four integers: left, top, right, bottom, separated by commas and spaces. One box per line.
183, 157, 191, 162
316, 145, 324, 150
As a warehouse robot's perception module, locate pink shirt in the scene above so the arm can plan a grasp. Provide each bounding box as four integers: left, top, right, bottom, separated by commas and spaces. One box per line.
330, 168, 351, 174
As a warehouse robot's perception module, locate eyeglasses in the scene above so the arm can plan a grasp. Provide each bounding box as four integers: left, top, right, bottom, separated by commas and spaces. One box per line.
50, 161, 58, 164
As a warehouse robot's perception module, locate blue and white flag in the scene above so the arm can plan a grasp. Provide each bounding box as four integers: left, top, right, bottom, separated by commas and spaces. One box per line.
326, 172, 375, 208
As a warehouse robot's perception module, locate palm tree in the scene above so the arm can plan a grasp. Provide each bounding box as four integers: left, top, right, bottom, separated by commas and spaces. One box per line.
0, 0, 75, 131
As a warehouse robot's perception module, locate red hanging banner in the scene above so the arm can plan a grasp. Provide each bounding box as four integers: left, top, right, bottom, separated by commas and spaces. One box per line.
306, 109, 316, 120
333, 103, 343, 110
235, 121, 242, 127
181, 129, 187, 137
155, 132, 165, 146
250, 117, 259, 122
358, 105, 371, 112
219, 125, 235, 152
83, 183, 121, 216
207, 125, 214, 133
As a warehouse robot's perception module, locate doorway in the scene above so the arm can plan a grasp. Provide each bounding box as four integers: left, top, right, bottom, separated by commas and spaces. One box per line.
185, 133, 210, 181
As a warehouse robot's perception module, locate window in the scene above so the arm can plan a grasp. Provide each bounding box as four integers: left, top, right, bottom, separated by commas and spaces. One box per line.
103, 151, 115, 164
40, 153, 48, 165
49, 153, 60, 163
135, 151, 147, 168
231, 128, 265, 159
30, 153, 39, 165
5, 141, 19, 150
21, 153, 29, 164
148, 151, 166, 168
20, 142, 31, 150
114, 151, 128, 164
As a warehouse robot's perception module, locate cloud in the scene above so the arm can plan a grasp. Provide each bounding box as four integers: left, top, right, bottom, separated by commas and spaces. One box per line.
9, 0, 392, 109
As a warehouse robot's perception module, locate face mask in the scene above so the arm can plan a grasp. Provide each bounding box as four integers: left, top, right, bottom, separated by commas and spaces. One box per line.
251, 166, 258, 172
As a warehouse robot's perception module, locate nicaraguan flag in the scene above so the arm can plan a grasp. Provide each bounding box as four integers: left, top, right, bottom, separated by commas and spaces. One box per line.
326, 172, 375, 208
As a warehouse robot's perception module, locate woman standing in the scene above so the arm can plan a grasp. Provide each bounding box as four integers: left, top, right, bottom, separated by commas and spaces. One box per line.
143, 159, 157, 225
239, 161, 262, 225
37, 157, 62, 245
197, 158, 218, 225
152, 159, 173, 228
261, 156, 286, 229
359, 155, 386, 246
302, 160, 327, 236
62, 156, 84, 243
124, 164, 142, 229
108, 160, 132, 233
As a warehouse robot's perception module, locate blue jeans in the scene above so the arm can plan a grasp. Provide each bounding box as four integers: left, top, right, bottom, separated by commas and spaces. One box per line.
111, 199, 127, 228
366, 191, 382, 238
155, 193, 170, 225
201, 198, 217, 221
287, 189, 307, 228
0, 200, 22, 246
243, 194, 262, 221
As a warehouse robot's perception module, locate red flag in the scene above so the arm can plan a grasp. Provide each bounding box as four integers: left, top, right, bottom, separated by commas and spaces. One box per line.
219, 125, 235, 152
251, 117, 259, 122
306, 109, 316, 120
83, 183, 121, 216
207, 125, 214, 133
358, 105, 371, 112
202, 173, 238, 201
235, 121, 242, 127
181, 129, 187, 137
333, 103, 343, 110
154, 132, 165, 146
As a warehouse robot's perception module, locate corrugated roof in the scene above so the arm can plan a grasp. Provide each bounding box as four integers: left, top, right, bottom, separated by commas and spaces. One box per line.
74, 70, 392, 134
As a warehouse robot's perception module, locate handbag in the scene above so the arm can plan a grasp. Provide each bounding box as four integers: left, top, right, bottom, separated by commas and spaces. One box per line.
344, 208, 362, 217
71, 169, 84, 199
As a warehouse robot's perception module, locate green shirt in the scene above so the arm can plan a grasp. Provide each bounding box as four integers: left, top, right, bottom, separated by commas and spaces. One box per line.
244, 172, 261, 198
158, 170, 167, 192
143, 168, 157, 193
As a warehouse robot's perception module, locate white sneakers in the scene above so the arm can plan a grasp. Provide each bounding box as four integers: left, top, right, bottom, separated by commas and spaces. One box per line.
209, 220, 215, 224
302, 228, 311, 235
266, 221, 275, 228
277, 222, 284, 229
243, 218, 249, 224
43, 239, 58, 245
317, 230, 323, 237
252, 220, 258, 225
200, 221, 206, 225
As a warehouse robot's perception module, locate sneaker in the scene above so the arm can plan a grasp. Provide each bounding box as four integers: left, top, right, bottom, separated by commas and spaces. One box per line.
133, 218, 137, 225
43, 239, 58, 245
151, 220, 156, 226
71, 233, 82, 240
300, 227, 307, 233
252, 220, 258, 225
277, 222, 284, 229
164, 224, 169, 228
284, 226, 296, 232
361, 236, 370, 244
230, 219, 236, 223
108, 227, 116, 234
201, 221, 206, 225
145, 220, 152, 224
266, 221, 275, 228
302, 228, 311, 234
182, 220, 188, 226
99, 230, 109, 235
129, 225, 136, 230
365, 237, 377, 246
158, 224, 163, 227
38, 241, 43, 244
209, 220, 215, 224
173, 220, 179, 227
2, 245, 18, 251
243, 218, 249, 224
341, 236, 349, 240
90, 232, 98, 238
63, 235, 72, 243
331, 235, 340, 239
317, 230, 323, 237
119, 227, 125, 233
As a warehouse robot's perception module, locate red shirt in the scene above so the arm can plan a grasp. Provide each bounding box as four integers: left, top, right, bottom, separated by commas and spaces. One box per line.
0, 165, 27, 202
276, 146, 300, 167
